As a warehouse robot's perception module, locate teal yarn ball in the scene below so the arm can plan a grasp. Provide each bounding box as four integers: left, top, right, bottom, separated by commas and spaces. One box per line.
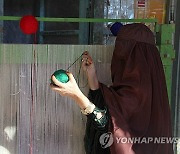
52, 69, 69, 83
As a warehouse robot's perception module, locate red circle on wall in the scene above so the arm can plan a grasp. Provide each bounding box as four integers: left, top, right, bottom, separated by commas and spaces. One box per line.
20, 15, 38, 34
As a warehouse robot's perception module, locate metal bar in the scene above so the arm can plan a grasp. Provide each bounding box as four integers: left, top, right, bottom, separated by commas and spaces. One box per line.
41, 30, 79, 36
79, 0, 89, 44
0, 16, 158, 23
39, 0, 45, 43
172, 0, 180, 153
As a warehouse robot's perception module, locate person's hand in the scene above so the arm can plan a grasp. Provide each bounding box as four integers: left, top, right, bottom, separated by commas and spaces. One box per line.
50, 72, 92, 109
82, 51, 96, 77
50, 72, 81, 99
82, 51, 99, 90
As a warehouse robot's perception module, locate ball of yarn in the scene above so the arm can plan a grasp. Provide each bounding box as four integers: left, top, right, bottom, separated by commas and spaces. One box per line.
52, 69, 69, 83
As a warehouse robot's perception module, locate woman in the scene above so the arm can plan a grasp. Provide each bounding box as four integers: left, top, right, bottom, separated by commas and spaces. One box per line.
50, 23, 173, 154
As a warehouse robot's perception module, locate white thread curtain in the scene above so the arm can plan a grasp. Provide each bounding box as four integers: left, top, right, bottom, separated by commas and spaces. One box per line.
0, 44, 113, 154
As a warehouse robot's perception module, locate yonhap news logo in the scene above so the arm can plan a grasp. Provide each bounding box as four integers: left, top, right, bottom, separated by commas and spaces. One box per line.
99, 132, 114, 148
99, 132, 180, 149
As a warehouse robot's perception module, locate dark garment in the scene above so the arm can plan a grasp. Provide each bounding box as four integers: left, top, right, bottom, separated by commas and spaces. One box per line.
84, 89, 110, 154
100, 23, 174, 154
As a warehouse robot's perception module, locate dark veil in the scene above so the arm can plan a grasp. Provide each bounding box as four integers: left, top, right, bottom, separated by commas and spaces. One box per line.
100, 23, 173, 154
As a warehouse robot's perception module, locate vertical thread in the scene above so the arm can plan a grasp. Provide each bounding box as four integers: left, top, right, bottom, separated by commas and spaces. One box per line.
30, 34, 37, 154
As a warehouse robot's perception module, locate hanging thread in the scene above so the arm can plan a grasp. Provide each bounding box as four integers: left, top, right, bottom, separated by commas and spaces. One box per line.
30, 33, 37, 154
66, 54, 83, 71
65, 53, 88, 88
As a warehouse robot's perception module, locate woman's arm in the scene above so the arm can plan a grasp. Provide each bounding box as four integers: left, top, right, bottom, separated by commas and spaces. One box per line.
50, 73, 103, 119
50, 51, 108, 125
50, 73, 92, 110
81, 51, 99, 90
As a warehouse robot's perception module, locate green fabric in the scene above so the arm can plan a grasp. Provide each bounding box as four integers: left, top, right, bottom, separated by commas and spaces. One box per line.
84, 89, 110, 154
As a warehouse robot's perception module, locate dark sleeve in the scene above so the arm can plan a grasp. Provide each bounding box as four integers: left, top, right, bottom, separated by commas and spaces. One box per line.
84, 89, 110, 154
87, 89, 109, 129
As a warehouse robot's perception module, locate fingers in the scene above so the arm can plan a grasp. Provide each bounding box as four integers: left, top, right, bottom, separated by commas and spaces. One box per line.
82, 51, 93, 65
66, 72, 75, 82
82, 56, 93, 66
82, 57, 92, 65
82, 51, 88, 55
51, 75, 64, 87
82, 51, 92, 60
50, 84, 66, 96
50, 83, 60, 93
50, 83, 60, 90
86, 59, 92, 65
